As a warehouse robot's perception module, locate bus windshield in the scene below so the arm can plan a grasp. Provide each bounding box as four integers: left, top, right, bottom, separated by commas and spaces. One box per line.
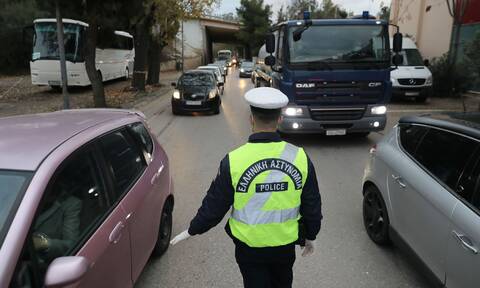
32, 22, 83, 62
288, 25, 389, 67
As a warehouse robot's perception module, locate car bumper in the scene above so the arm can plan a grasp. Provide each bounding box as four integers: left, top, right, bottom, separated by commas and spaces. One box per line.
392, 86, 432, 98
278, 115, 386, 134
172, 97, 220, 112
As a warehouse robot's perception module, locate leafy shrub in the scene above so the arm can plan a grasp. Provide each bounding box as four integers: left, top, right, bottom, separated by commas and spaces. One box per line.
429, 53, 474, 97
464, 31, 480, 90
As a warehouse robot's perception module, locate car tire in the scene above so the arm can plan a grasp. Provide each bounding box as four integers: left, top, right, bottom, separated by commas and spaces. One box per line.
213, 104, 220, 115
363, 185, 391, 246
415, 96, 427, 103
152, 200, 173, 257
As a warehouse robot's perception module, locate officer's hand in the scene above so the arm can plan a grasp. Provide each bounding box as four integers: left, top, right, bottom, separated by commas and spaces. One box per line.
301, 239, 315, 257
170, 230, 191, 246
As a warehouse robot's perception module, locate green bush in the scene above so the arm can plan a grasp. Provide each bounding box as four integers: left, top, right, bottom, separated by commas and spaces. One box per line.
464, 31, 480, 90
429, 53, 474, 97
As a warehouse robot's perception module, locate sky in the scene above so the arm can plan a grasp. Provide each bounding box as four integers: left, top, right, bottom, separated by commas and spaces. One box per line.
214, 0, 391, 17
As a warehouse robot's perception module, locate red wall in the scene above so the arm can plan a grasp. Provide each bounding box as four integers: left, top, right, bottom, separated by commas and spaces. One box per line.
459, 0, 480, 24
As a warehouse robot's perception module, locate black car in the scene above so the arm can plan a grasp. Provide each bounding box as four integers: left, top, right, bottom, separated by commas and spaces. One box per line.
239, 61, 254, 78
171, 70, 223, 115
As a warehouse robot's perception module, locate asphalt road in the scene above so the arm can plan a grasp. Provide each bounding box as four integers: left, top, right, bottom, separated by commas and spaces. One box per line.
135, 68, 463, 288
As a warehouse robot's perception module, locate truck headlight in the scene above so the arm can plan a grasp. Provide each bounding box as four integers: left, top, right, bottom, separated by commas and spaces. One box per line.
371, 105, 387, 115
173, 90, 180, 99
284, 107, 304, 116
425, 76, 433, 85
209, 89, 216, 99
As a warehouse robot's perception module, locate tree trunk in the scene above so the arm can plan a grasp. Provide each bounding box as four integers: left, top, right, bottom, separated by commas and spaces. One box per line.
132, 20, 150, 91
84, 5, 106, 107
147, 38, 161, 85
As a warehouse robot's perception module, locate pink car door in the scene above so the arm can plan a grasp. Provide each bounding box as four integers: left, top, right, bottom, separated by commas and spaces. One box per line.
97, 125, 168, 282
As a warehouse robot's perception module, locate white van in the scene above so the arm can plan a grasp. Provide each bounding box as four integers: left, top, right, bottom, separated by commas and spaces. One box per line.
390, 37, 433, 102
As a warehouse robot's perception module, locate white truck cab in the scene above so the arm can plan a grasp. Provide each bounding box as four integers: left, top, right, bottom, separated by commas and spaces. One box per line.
390, 37, 433, 102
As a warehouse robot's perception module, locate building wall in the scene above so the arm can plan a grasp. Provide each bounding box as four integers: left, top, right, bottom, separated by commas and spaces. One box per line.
390, 0, 453, 59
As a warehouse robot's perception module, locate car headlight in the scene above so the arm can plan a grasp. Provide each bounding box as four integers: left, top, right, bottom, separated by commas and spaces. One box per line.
224, 67, 227, 71
390, 77, 397, 84
371, 105, 387, 115
283, 107, 303, 116
209, 89, 216, 99
173, 90, 180, 99
425, 76, 433, 85
240, 68, 245, 72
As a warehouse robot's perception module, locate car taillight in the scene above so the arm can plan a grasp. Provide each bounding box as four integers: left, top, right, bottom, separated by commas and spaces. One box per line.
369, 144, 377, 154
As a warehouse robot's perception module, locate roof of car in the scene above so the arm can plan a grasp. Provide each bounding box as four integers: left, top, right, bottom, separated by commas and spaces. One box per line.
184, 69, 214, 75
0, 109, 137, 171
198, 66, 218, 70
399, 112, 480, 140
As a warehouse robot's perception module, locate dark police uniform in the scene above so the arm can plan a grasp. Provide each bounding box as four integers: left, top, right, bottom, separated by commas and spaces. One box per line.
188, 132, 322, 288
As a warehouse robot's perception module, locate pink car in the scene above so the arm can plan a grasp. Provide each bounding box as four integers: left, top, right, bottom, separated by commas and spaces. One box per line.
0, 109, 174, 287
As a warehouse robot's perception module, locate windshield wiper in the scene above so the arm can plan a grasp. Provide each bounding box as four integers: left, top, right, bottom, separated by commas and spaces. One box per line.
293, 60, 334, 71
292, 19, 313, 42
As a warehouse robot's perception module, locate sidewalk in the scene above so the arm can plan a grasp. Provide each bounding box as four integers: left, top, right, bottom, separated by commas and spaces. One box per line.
0, 71, 180, 118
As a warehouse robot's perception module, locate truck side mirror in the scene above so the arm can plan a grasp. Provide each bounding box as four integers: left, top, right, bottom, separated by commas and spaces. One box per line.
423, 59, 430, 67
393, 32, 403, 53
266, 33, 275, 54
392, 54, 404, 66
265, 55, 276, 66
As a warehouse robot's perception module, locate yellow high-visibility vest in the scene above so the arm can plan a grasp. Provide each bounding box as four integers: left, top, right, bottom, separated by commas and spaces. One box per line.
228, 141, 308, 248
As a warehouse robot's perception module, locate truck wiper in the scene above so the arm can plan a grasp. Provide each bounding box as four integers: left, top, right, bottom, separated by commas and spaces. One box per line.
296, 60, 334, 71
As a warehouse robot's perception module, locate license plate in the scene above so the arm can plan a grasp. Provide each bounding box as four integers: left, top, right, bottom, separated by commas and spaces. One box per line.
186, 101, 201, 106
48, 80, 61, 86
405, 92, 419, 96
326, 129, 346, 136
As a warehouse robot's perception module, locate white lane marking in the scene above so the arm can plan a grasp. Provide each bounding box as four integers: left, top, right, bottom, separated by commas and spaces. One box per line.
387, 109, 463, 113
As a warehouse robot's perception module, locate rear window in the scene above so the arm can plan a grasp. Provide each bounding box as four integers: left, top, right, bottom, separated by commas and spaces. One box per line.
0, 170, 32, 246
180, 73, 214, 86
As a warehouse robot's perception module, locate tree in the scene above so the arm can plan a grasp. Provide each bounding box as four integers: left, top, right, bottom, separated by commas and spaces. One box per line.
236, 0, 272, 59
276, 5, 287, 23
286, 0, 348, 20
377, 1, 390, 21
145, 0, 218, 85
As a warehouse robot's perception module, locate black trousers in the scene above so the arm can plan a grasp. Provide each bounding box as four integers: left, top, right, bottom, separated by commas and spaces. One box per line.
234, 242, 296, 288
237, 260, 295, 288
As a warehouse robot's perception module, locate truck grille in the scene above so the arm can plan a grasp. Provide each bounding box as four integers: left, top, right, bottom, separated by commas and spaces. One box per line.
397, 78, 426, 86
309, 107, 365, 121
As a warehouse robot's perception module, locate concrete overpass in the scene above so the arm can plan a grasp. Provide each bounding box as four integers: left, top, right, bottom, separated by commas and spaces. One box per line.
174, 17, 242, 69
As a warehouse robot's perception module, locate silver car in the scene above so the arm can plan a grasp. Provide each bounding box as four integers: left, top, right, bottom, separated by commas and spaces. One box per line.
362, 113, 480, 288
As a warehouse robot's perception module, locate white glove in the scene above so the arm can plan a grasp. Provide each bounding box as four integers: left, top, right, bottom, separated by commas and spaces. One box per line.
170, 230, 191, 245
301, 239, 315, 257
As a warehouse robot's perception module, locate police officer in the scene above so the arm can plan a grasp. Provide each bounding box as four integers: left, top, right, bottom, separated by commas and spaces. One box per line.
171, 87, 322, 288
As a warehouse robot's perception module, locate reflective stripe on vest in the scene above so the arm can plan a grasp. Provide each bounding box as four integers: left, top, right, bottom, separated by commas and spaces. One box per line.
231, 143, 300, 225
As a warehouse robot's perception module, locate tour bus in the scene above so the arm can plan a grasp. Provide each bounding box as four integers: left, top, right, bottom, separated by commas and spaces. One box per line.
217, 49, 232, 67
30, 18, 134, 89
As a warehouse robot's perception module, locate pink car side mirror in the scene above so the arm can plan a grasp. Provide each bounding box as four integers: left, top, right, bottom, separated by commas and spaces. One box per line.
44, 256, 89, 287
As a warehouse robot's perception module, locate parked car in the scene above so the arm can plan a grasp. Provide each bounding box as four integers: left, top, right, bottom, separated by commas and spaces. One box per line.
171, 70, 222, 115
0, 109, 174, 288
238, 61, 254, 78
197, 65, 225, 95
210, 60, 228, 76
362, 112, 480, 288
390, 37, 433, 103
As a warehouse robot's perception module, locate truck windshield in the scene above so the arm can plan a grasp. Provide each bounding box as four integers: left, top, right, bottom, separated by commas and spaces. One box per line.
0, 170, 32, 246
32, 22, 84, 62
288, 25, 389, 67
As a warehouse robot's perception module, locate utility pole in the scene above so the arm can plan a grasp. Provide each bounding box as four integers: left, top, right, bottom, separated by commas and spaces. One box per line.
181, 20, 185, 72
55, 0, 69, 109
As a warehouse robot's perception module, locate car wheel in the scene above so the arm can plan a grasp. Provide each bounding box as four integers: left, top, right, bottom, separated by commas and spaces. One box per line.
152, 200, 173, 257
363, 185, 391, 245
213, 103, 220, 115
